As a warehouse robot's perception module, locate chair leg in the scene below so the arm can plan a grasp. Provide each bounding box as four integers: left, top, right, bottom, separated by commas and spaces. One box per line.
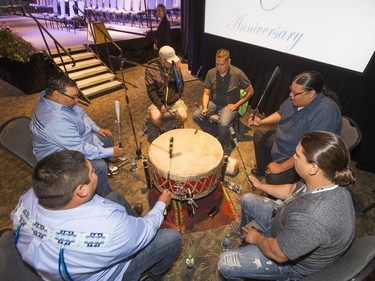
361, 188, 375, 214
361, 202, 375, 214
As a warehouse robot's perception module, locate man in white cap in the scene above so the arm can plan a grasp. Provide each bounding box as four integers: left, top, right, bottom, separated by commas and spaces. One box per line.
145, 45, 188, 134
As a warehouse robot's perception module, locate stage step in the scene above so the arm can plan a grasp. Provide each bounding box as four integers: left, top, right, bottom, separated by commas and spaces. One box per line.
68, 66, 109, 80
59, 59, 103, 72
49, 44, 123, 100
81, 80, 123, 97
50, 45, 88, 56
53, 52, 95, 65
77, 73, 116, 89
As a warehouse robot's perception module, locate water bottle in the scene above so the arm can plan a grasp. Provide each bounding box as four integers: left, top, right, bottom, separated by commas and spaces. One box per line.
185, 254, 194, 271
222, 233, 231, 251
130, 156, 137, 172
224, 180, 242, 195
142, 122, 149, 137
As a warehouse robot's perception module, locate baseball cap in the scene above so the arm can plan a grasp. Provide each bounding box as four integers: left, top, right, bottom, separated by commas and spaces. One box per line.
159, 46, 180, 63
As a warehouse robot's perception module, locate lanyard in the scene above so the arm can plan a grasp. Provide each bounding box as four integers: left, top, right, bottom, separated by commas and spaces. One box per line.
272, 184, 338, 218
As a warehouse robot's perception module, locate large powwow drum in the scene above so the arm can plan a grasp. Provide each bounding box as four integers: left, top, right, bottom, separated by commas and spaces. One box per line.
148, 129, 224, 200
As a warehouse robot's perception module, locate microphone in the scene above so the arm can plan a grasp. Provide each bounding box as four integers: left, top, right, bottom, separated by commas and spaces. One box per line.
171, 60, 184, 94
228, 126, 238, 147
169, 137, 174, 158
142, 158, 153, 189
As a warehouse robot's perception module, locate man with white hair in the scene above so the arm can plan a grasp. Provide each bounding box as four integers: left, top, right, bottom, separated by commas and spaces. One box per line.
145, 45, 188, 134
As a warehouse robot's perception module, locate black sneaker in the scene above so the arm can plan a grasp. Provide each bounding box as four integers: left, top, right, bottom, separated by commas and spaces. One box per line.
251, 168, 265, 177
132, 203, 143, 217
173, 124, 184, 129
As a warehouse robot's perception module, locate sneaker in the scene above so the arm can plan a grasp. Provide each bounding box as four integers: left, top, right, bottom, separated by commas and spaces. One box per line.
108, 165, 120, 175
231, 221, 242, 237
132, 203, 143, 217
251, 168, 265, 177
239, 240, 248, 247
173, 124, 184, 129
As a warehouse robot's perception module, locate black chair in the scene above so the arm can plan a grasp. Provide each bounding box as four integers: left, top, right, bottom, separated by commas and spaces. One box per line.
339, 116, 374, 214
0, 229, 42, 280
301, 235, 375, 281
339, 115, 362, 152
0, 116, 37, 168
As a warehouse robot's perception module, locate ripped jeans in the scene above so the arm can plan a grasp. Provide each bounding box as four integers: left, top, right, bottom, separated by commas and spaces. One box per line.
218, 193, 303, 281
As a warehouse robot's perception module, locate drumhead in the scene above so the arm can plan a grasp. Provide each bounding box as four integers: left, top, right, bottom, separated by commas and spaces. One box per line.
148, 129, 223, 181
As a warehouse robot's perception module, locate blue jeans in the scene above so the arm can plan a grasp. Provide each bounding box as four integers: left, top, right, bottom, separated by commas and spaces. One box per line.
218, 193, 303, 281
90, 133, 113, 197
193, 101, 238, 148
253, 129, 300, 185
122, 229, 182, 281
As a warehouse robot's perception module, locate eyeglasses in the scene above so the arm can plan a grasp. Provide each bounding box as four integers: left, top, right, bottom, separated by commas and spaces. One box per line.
59, 91, 80, 100
289, 85, 309, 97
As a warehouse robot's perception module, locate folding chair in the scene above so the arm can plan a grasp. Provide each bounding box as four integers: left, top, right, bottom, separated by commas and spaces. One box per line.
0, 116, 37, 169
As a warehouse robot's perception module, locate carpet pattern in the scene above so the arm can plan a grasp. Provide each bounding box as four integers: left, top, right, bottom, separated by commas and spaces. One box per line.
1, 63, 374, 281
148, 183, 239, 234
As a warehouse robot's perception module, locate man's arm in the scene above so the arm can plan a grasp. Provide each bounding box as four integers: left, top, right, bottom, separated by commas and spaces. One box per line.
201, 88, 211, 116
110, 191, 173, 260
231, 84, 254, 110
267, 156, 295, 175
243, 229, 289, 263
44, 119, 114, 160
249, 111, 281, 127
247, 176, 296, 200
145, 67, 164, 109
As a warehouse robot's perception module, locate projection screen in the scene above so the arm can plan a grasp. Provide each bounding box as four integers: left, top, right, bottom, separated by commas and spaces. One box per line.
204, 0, 375, 73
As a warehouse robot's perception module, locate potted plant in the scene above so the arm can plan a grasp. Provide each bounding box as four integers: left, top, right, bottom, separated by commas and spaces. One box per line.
0, 21, 36, 63
0, 21, 49, 94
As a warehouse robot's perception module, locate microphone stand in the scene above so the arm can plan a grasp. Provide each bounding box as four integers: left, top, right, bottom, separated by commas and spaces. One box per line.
118, 56, 143, 159
229, 127, 256, 191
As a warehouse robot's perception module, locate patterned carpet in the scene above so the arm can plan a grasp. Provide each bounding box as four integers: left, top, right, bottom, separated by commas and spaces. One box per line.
148, 183, 239, 234
1, 63, 375, 280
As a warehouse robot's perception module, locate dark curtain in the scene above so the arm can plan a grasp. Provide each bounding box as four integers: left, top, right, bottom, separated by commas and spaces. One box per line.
183, 0, 205, 76
184, 1, 375, 173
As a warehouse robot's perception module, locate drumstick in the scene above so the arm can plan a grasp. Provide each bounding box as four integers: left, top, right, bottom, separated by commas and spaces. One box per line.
166, 137, 174, 190
115, 100, 121, 147
164, 137, 174, 215
164, 71, 169, 110
251, 66, 280, 121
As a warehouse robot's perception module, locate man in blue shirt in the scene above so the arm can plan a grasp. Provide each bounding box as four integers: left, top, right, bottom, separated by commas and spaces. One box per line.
11, 150, 181, 280
30, 75, 123, 201
249, 71, 342, 184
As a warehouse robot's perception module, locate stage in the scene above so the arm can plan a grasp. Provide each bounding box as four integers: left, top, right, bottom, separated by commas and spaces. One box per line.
0, 14, 181, 52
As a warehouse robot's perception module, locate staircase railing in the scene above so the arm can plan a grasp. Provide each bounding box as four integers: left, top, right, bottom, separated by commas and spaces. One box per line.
85, 9, 123, 72
21, 7, 76, 76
